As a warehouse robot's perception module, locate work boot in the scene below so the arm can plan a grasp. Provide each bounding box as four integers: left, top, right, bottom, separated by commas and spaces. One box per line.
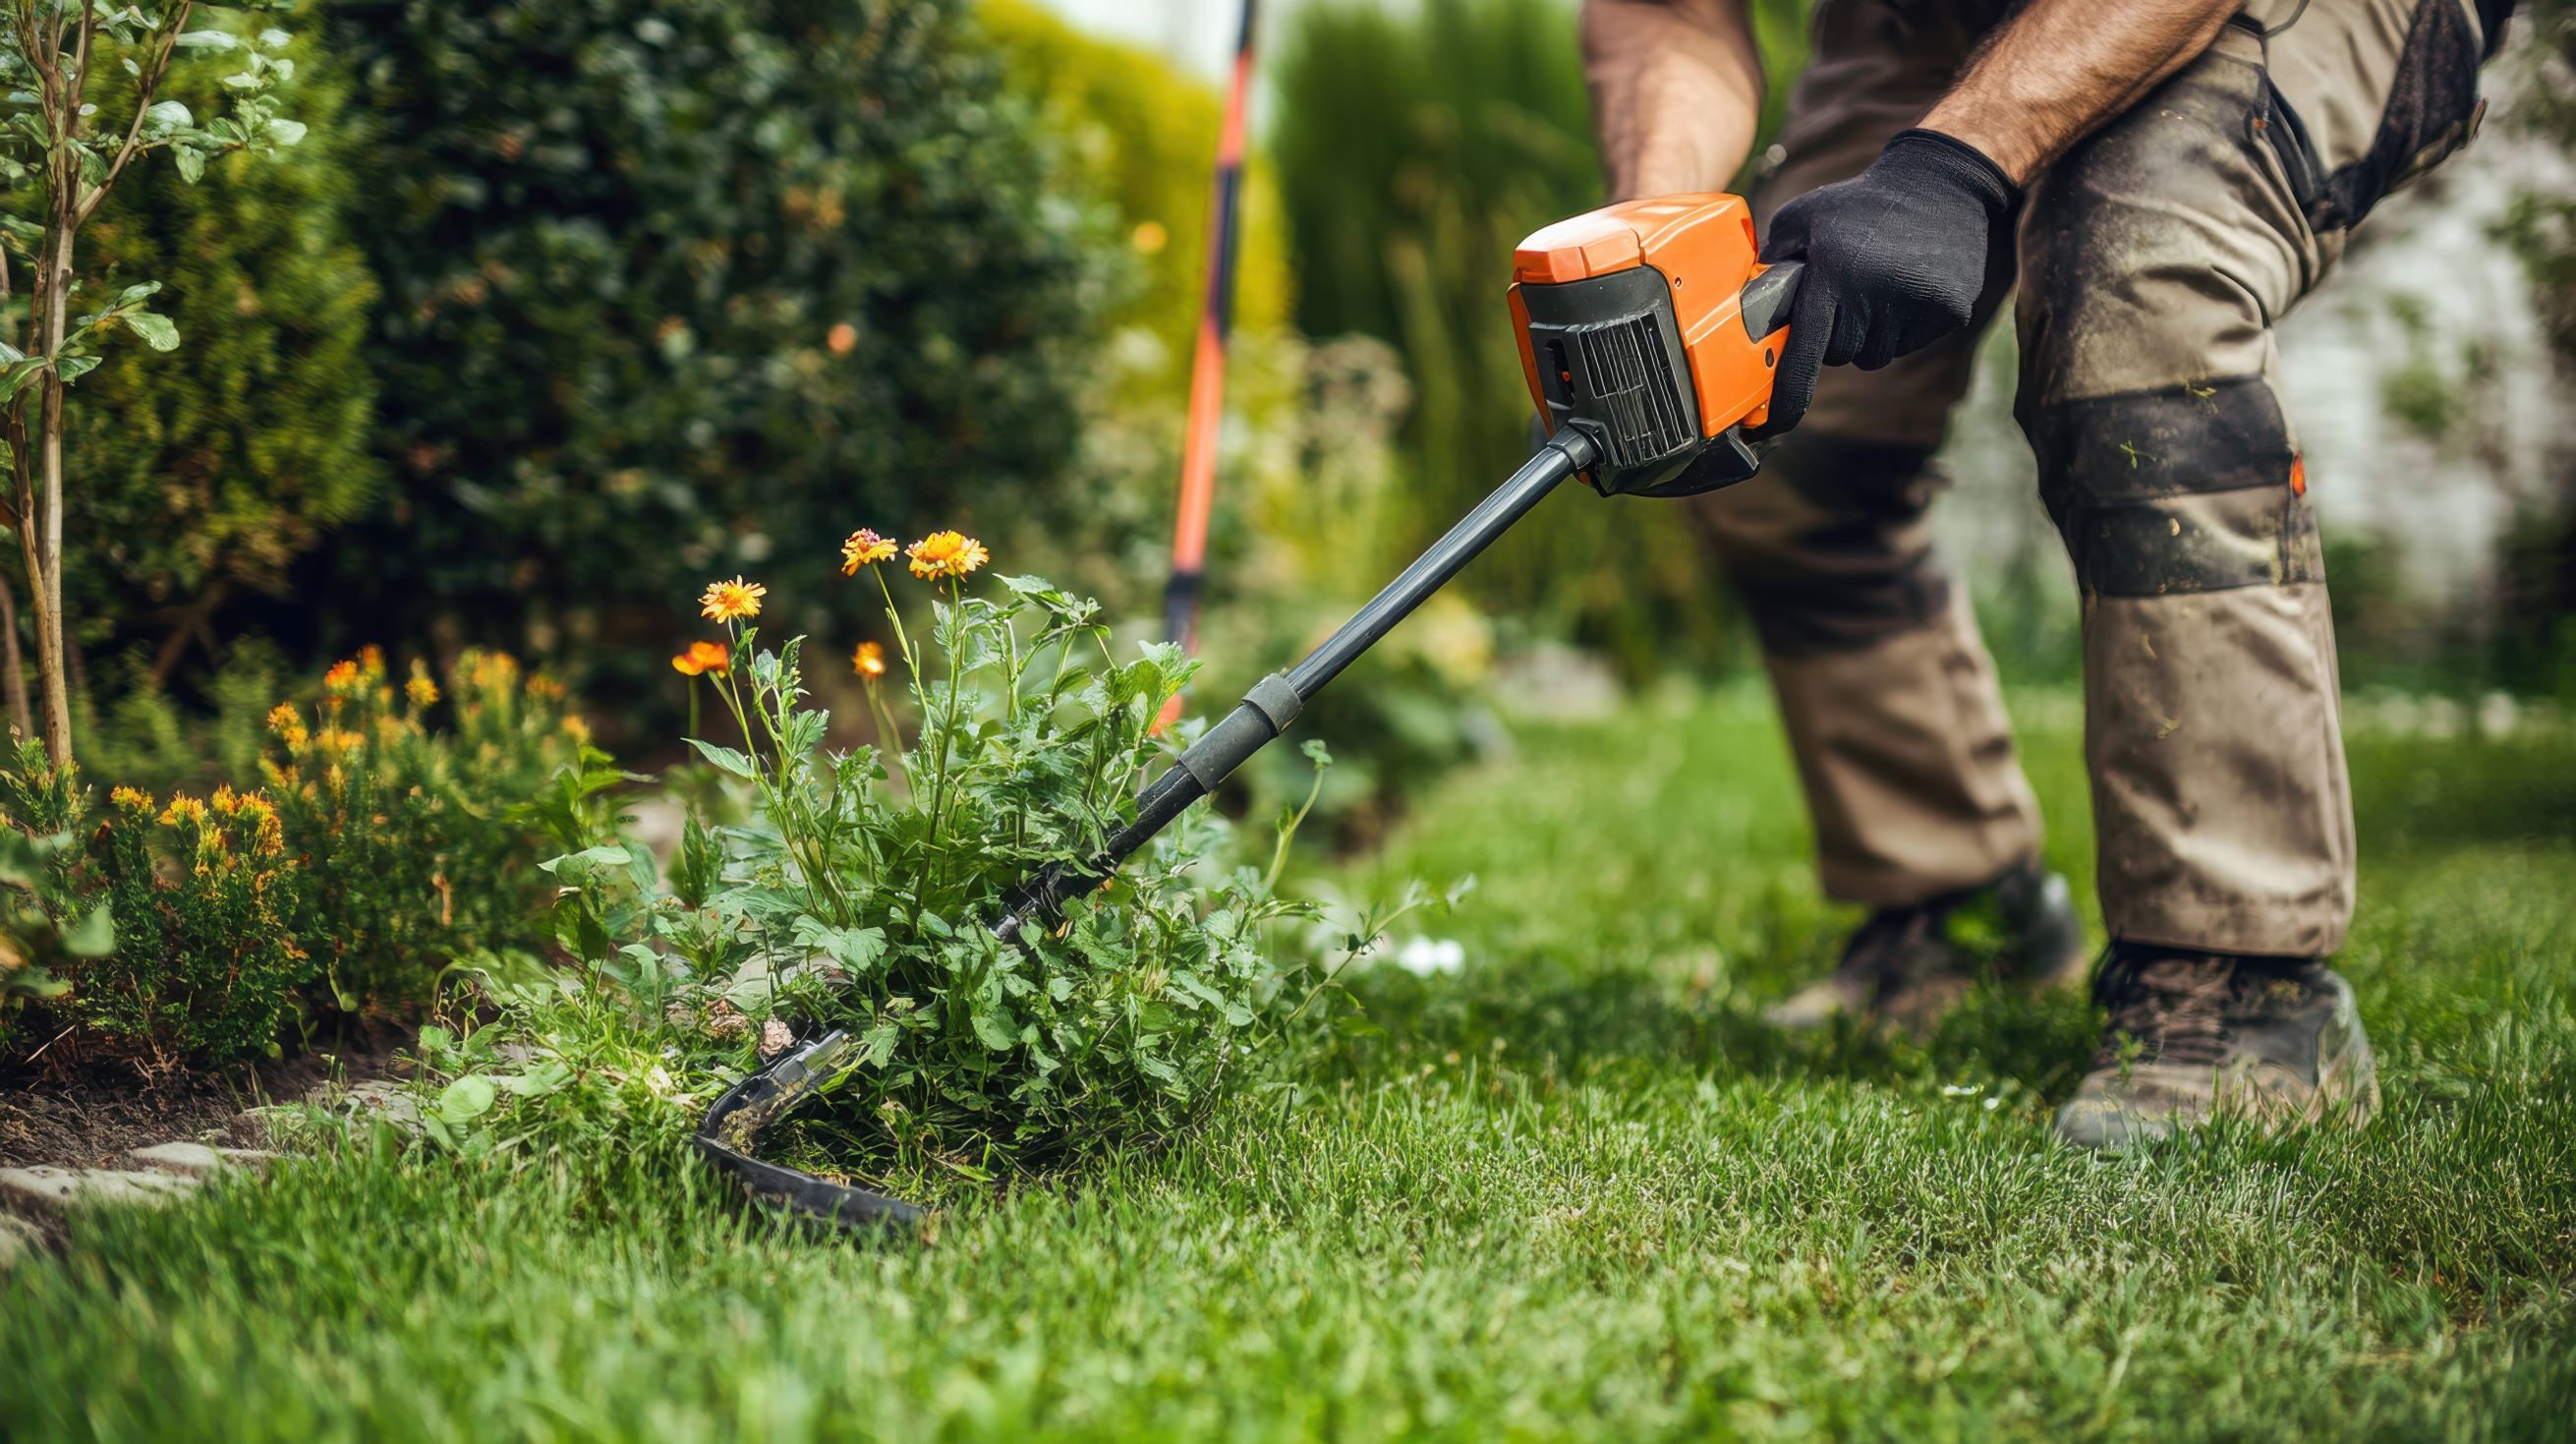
1763, 858, 2089, 1036
2054, 945, 2380, 1152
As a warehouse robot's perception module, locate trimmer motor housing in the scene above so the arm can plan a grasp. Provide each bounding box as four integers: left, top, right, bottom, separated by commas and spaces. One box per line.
1510, 195, 1799, 498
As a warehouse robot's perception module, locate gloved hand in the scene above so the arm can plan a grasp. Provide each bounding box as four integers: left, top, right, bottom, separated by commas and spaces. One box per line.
1753, 128, 2019, 436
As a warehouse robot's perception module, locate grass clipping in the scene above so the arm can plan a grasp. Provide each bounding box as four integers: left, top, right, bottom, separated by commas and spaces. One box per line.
409, 536, 1332, 1199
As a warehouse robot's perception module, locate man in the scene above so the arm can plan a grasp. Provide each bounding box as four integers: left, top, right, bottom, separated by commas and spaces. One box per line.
1579, 0, 2505, 1147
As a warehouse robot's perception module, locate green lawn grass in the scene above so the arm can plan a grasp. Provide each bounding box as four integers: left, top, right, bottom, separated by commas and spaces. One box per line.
5, 685, 2571, 1442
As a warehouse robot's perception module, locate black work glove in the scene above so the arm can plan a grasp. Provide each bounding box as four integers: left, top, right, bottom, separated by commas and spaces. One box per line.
1753, 128, 2018, 436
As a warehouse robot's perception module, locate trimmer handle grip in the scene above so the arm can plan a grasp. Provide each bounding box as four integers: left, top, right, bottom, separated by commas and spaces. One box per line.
1738, 259, 1803, 342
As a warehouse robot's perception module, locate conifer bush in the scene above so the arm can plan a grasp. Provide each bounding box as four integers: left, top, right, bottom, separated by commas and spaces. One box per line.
315, 0, 1112, 722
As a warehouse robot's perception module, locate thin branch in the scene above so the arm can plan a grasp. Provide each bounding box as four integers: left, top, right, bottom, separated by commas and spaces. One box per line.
0, 564, 30, 739
76, 0, 192, 223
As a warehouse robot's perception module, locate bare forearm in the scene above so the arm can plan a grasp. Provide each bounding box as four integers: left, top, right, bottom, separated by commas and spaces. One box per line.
1580, 0, 1763, 201
1923, 0, 2239, 184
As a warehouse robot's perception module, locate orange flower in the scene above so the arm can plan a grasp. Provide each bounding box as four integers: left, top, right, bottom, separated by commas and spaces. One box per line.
906, 530, 989, 580
672, 640, 731, 678
852, 640, 887, 680
839, 528, 896, 574
322, 660, 363, 696
699, 576, 766, 622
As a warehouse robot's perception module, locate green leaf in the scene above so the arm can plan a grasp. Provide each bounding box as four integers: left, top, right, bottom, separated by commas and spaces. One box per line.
490, 1063, 570, 1098
265, 118, 306, 147
685, 738, 757, 780
173, 29, 240, 50
434, 1075, 496, 1125
791, 918, 886, 975
142, 100, 192, 133
0, 358, 48, 402
970, 1006, 1017, 1052
125, 312, 179, 351
53, 355, 98, 385
857, 1022, 899, 1069
173, 145, 205, 183
62, 902, 114, 958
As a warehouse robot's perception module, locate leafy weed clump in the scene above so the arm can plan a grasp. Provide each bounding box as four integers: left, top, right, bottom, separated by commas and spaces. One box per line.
420, 532, 1332, 1194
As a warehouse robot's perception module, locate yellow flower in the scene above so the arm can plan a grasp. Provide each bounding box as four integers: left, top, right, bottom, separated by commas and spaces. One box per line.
210, 784, 241, 816
852, 640, 887, 679
699, 576, 766, 621
266, 702, 302, 737
109, 785, 153, 814
561, 716, 593, 745
906, 530, 989, 580
158, 794, 207, 827
406, 675, 441, 709
245, 805, 285, 858
840, 528, 897, 574
279, 722, 309, 750
671, 640, 731, 678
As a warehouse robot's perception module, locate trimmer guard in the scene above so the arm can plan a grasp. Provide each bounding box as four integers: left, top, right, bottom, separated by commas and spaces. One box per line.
694, 1030, 924, 1234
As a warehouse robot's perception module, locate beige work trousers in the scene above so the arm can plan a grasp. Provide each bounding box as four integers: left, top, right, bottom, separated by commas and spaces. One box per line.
1689, 0, 2491, 954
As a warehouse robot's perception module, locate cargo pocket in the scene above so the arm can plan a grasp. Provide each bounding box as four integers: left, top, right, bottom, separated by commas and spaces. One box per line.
2305, 0, 2485, 232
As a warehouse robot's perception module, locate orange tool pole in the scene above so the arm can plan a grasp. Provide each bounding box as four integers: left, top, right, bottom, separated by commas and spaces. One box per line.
1161, 0, 1259, 658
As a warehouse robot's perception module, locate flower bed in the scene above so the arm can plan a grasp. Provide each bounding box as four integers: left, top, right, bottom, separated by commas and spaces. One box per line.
412, 529, 1334, 1191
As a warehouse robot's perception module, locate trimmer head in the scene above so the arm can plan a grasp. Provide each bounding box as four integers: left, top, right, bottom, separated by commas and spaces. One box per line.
1510, 195, 1799, 498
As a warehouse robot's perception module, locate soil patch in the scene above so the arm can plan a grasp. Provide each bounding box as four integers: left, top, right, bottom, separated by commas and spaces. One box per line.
0, 1022, 409, 1170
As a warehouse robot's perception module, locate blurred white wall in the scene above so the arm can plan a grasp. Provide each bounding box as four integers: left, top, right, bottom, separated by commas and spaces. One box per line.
1029, 0, 1387, 80
1029, 0, 1256, 78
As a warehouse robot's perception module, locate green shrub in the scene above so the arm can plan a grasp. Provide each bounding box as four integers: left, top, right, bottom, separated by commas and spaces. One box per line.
418, 545, 1320, 1185
0, 823, 106, 1058
0, 743, 307, 1068
68, 22, 379, 694
90, 781, 311, 1066
259, 647, 593, 1016
1, 648, 595, 1069
315, 0, 1115, 731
